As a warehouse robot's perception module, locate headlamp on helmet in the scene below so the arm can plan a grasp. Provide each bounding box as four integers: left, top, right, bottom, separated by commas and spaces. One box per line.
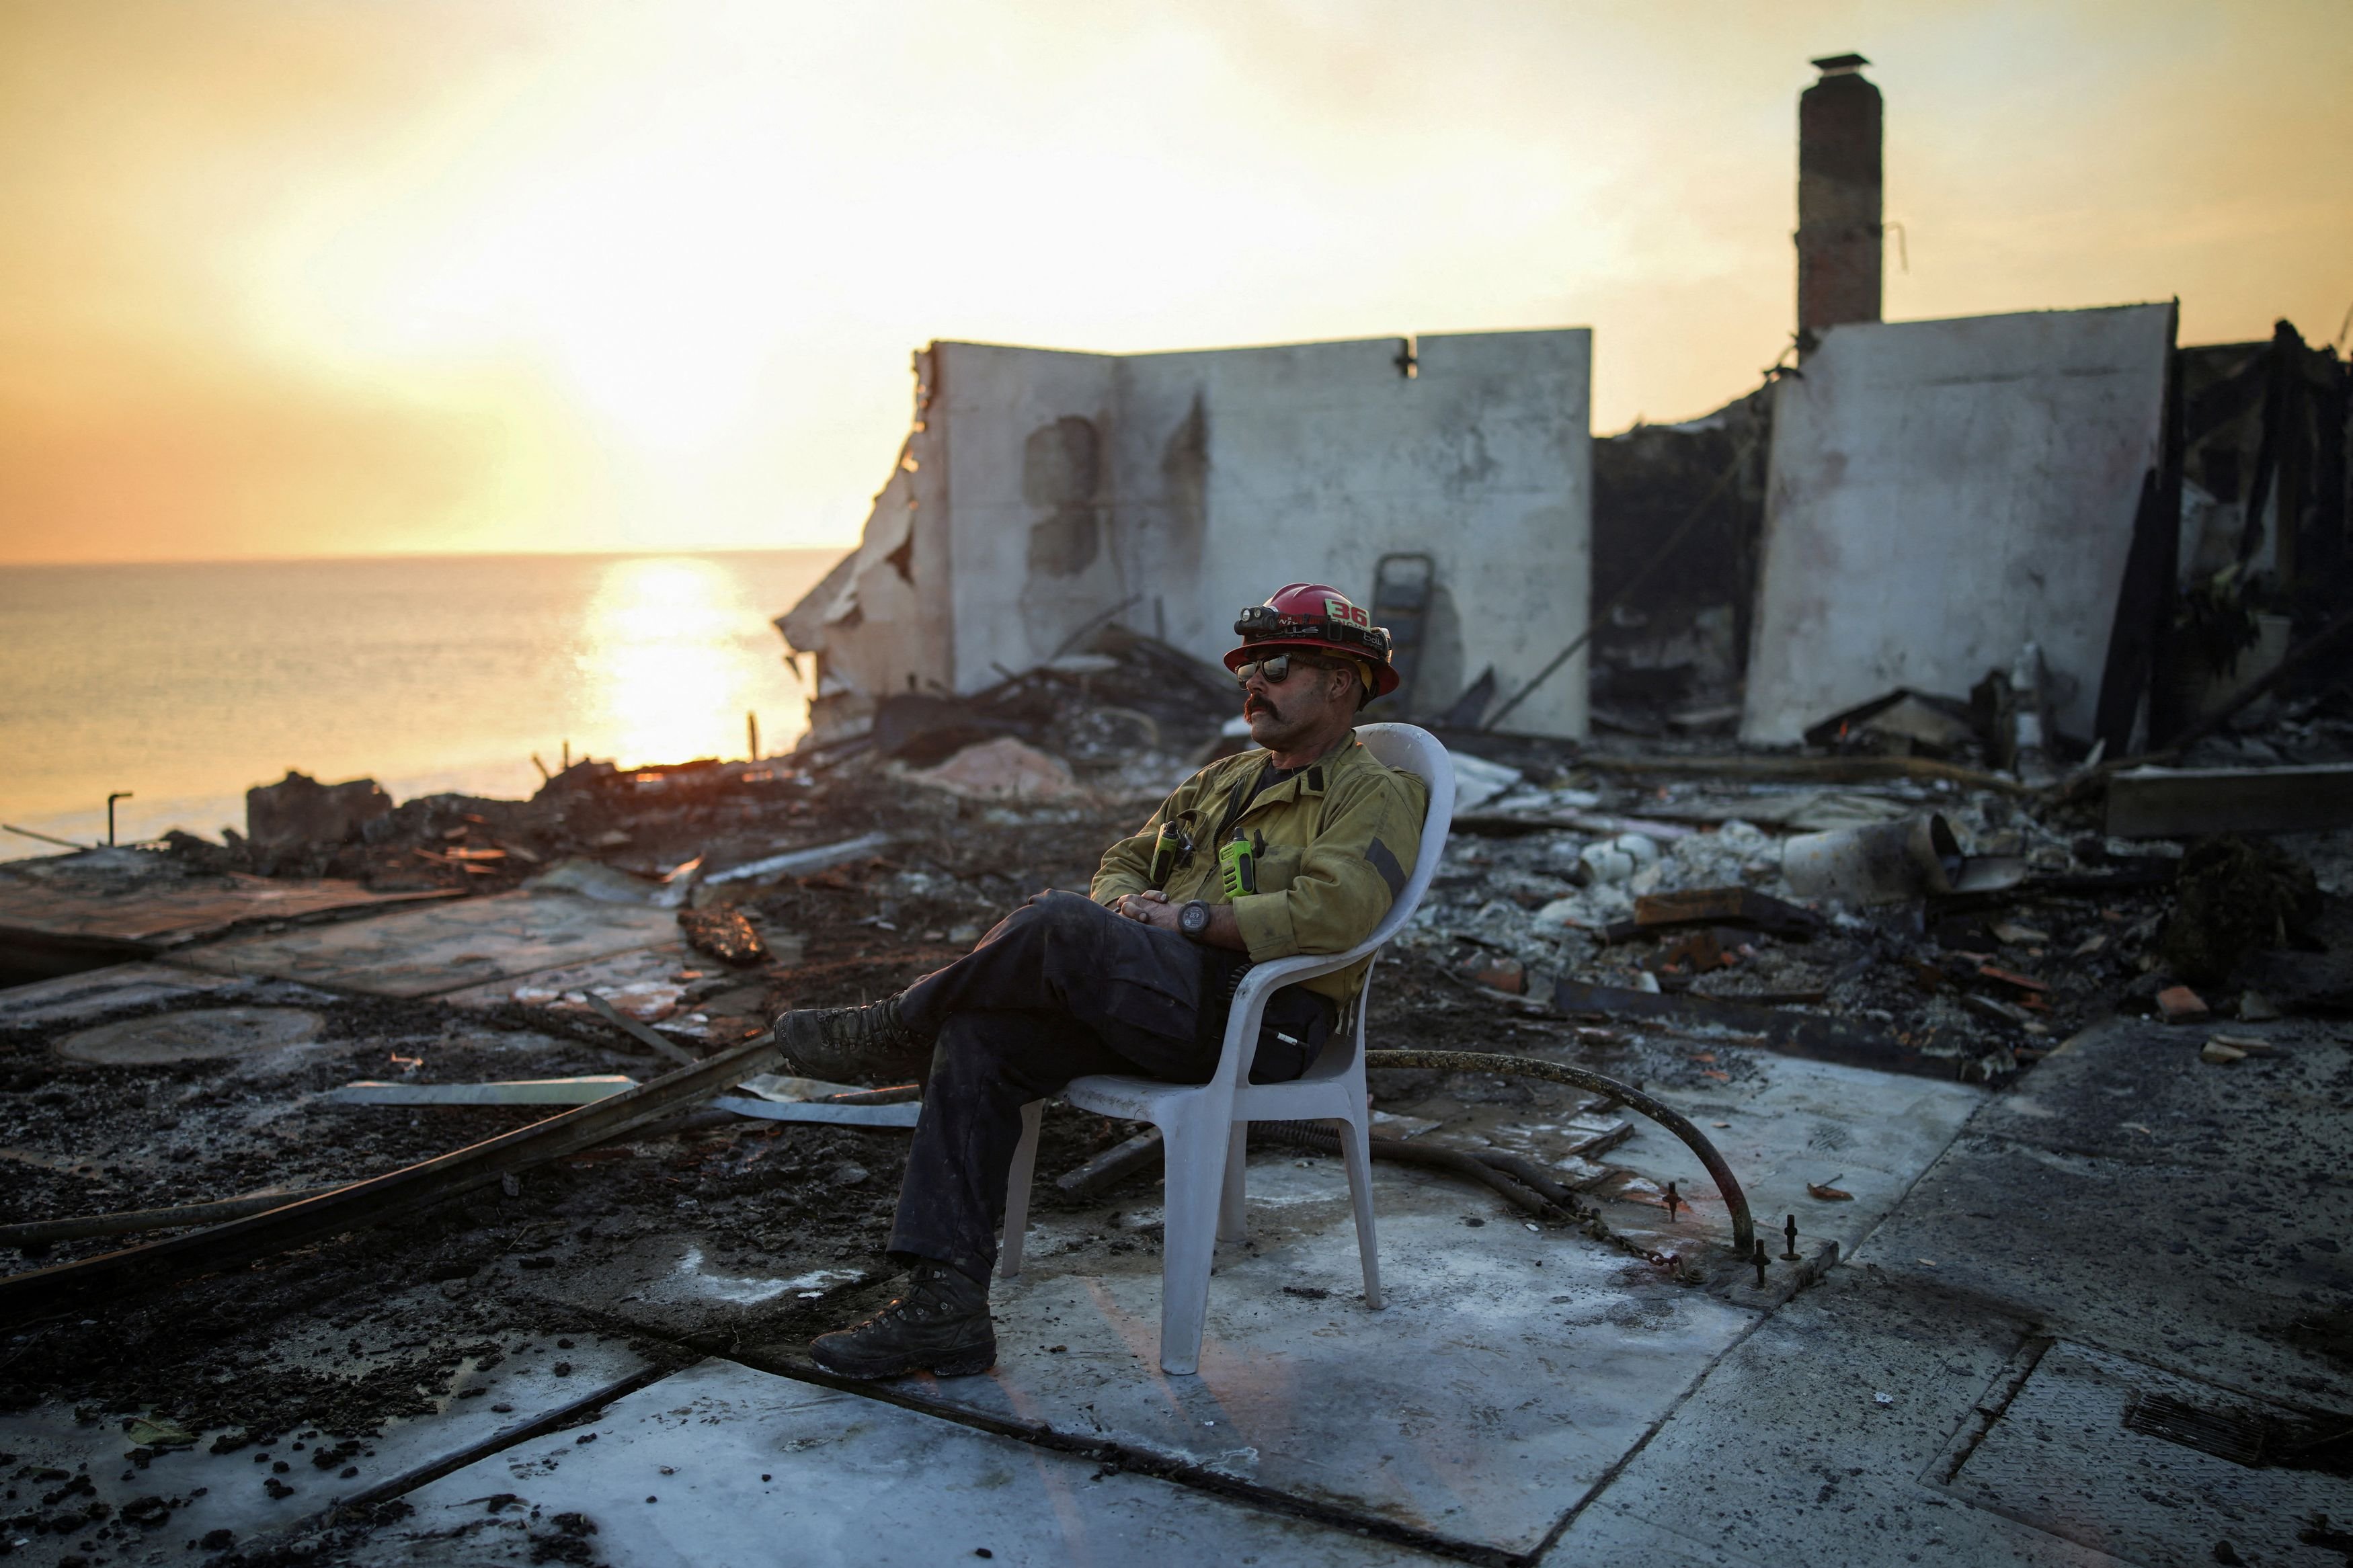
1222, 582, 1403, 705
1230, 606, 1394, 661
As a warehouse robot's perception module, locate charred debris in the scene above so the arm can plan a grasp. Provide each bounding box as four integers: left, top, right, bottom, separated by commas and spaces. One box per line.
9, 610, 2352, 1215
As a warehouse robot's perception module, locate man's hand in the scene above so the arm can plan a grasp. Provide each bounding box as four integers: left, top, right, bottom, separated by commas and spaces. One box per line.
1113, 889, 1245, 950
1113, 889, 1181, 932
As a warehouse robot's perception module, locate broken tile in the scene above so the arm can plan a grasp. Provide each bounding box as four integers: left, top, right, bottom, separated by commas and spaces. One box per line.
2155, 985, 2210, 1022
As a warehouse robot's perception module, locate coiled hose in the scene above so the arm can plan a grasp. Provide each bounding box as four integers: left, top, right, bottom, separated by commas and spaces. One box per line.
1355, 1048, 1753, 1256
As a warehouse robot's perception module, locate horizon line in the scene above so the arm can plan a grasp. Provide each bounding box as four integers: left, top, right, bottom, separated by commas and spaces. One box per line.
0, 542, 859, 570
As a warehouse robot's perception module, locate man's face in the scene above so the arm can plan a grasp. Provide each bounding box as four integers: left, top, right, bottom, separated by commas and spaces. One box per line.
1240, 653, 1350, 749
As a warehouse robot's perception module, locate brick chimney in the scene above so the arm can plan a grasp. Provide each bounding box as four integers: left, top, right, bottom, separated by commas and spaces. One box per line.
1796, 53, 1882, 341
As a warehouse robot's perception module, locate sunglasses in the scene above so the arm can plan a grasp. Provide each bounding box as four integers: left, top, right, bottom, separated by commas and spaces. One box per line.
1234, 654, 1329, 687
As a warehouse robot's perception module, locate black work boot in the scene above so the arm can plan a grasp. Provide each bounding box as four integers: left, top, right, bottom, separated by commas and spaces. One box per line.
809, 1262, 996, 1380
776, 995, 928, 1081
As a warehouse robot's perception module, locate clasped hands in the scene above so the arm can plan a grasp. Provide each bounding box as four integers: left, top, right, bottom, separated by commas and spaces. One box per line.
1111, 889, 1184, 932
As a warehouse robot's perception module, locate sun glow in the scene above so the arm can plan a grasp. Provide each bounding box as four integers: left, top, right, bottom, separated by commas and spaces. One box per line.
3, 2, 2348, 566
580, 555, 784, 768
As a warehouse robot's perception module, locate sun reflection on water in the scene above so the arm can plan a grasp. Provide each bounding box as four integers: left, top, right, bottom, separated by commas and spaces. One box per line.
582, 555, 779, 766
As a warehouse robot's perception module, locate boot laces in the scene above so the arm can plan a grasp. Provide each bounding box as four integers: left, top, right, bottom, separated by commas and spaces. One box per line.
877, 1270, 955, 1324
825, 1000, 899, 1050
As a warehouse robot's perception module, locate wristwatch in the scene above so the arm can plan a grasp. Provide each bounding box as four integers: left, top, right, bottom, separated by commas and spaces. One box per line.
1177, 900, 1213, 942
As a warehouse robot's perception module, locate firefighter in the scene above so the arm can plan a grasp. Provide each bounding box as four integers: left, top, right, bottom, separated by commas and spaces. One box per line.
781, 583, 1431, 1379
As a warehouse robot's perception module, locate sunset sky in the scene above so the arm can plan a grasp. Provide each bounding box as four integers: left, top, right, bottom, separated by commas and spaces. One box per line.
1, 0, 2346, 565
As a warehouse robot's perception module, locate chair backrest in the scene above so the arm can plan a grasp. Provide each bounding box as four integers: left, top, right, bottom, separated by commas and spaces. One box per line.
1347, 723, 1455, 952
1215, 723, 1455, 1094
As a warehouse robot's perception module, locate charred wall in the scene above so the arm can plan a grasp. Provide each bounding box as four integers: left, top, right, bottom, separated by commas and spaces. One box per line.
1585, 387, 1772, 728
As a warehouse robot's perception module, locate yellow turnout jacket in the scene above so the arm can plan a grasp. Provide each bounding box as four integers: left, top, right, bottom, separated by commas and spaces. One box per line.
1091, 733, 1432, 1009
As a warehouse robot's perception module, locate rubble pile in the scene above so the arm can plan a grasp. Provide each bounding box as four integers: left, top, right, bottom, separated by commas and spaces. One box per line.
1396, 683, 2353, 1083
0, 986, 1127, 1475
4, 629, 2351, 1553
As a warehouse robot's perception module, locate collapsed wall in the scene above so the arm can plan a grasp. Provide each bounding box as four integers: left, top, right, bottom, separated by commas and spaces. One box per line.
779, 330, 1593, 744
1741, 303, 2176, 748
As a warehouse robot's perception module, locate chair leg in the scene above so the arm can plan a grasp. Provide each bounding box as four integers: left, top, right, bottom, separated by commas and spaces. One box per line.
1334, 1116, 1383, 1310
1218, 1126, 1248, 1244
1000, 1100, 1044, 1280
1156, 1114, 1229, 1376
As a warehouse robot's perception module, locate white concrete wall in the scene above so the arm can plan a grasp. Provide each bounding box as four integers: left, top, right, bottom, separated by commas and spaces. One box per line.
932, 343, 1121, 691
782, 329, 1593, 738
776, 347, 964, 725
1117, 329, 1591, 735
1742, 304, 2173, 745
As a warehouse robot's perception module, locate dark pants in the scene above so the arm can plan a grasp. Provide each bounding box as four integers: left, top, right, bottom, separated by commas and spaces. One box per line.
887, 891, 1330, 1285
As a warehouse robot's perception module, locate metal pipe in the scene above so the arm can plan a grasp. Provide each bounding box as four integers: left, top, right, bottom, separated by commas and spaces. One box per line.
0, 1186, 352, 1250
107, 792, 132, 848
3, 823, 89, 850
1363, 1049, 1755, 1254
1470, 1147, 1585, 1212
1251, 1123, 1555, 1221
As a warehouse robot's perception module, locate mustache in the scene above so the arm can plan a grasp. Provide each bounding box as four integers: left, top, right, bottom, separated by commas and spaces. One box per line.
1244, 694, 1283, 721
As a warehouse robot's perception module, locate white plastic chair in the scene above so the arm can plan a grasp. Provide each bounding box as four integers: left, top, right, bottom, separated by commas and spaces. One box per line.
998, 723, 1456, 1375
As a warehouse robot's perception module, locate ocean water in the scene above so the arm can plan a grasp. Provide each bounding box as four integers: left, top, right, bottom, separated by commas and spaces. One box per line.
0, 551, 841, 859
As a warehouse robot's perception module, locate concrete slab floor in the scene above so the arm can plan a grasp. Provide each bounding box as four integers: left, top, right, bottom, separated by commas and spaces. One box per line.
1544, 1502, 1771, 1567
1854, 1017, 2353, 1399
1936, 1338, 2353, 1567
1546, 1015, 2353, 1567
1972, 1014, 2345, 1173
740, 1156, 1757, 1561
0, 1315, 651, 1567
1547, 1271, 2132, 1568
23, 995, 2302, 1565
458, 1040, 1991, 1559
168, 891, 678, 999
345, 1358, 1457, 1567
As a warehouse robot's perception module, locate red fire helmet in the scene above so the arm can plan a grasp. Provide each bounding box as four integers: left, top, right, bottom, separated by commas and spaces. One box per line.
1222, 583, 1401, 698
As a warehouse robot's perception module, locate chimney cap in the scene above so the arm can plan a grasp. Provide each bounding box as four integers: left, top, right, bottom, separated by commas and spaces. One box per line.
1810, 52, 1870, 75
